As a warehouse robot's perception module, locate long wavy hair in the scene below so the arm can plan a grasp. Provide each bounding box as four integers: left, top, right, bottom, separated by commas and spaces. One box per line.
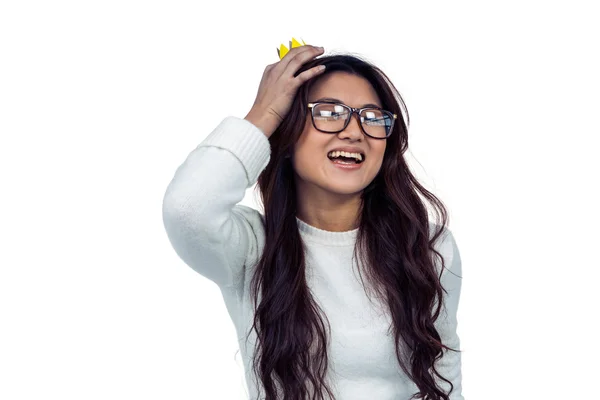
244, 53, 459, 400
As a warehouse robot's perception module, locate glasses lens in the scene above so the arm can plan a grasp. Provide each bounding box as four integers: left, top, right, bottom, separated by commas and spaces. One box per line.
312, 103, 392, 138
360, 109, 393, 138
313, 103, 349, 132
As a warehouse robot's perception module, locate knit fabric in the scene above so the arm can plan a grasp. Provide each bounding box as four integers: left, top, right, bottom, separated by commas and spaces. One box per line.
162, 116, 464, 399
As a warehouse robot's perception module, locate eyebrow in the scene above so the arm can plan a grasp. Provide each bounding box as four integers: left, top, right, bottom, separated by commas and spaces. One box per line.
314, 97, 381, 108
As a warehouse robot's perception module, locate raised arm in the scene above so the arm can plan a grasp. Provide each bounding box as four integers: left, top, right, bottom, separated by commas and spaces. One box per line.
162, 43, 327, 288
161, 116, 270, 288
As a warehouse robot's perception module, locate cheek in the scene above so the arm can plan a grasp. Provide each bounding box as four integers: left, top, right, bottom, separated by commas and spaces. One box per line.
368, 150, 386, 175
292, 149, 320, 177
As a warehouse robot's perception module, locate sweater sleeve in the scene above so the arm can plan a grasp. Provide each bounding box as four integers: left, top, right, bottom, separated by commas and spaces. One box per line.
434, 230, 464, 399
161, 116, 271, 288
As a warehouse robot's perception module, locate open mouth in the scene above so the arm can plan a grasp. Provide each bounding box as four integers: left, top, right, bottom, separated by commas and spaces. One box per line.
327, 151, 366, 165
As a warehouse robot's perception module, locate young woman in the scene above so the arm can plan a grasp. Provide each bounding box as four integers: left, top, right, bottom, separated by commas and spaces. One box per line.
162, 44, 464, 400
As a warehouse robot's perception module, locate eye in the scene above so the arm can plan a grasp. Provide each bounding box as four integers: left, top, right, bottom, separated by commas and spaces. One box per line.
361, 109, 391, 126
313, 103, 349, 121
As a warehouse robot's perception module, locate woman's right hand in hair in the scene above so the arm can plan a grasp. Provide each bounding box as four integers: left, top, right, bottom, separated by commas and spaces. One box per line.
244, 45, 326, 138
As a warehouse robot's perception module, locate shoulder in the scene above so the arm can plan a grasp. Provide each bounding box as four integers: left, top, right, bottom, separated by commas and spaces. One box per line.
231, 204, 267, 251
230, 204, 266, 235
427, 221, 460, 278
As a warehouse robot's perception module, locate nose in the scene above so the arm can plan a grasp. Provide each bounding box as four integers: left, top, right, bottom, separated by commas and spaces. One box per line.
338, 111, 364, 139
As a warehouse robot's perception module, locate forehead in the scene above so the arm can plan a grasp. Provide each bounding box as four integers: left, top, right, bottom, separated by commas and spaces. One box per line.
309, 71, 382, 108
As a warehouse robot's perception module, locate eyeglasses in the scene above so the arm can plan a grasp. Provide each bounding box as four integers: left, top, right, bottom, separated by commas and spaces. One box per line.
308, 101, 397, 139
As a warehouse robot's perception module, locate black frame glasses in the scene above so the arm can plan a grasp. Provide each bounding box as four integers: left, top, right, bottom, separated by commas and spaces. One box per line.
308, 101, 397, 139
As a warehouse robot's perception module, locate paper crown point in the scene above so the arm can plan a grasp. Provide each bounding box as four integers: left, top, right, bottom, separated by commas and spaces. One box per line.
277, 37, 307, 60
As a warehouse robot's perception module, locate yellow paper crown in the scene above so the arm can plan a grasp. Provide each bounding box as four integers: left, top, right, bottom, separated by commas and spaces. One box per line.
277, 37, 307, 60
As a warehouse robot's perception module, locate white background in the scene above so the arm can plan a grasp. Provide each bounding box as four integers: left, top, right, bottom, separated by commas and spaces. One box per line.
1, 0, 598, 399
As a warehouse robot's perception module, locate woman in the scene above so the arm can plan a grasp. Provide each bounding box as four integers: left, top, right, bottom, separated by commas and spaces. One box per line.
162, 44, 464, 400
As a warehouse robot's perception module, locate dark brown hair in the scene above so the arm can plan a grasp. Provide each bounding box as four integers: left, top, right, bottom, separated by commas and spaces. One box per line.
245, 53, 460, 400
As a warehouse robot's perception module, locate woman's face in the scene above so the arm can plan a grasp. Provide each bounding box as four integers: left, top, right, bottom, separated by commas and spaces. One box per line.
290, 71, 387, 198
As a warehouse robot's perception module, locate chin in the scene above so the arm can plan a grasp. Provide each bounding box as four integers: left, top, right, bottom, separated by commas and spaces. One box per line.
324, 182, 368, 196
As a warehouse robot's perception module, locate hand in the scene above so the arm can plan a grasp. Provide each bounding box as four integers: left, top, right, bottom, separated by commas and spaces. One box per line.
245, 45, 326, 137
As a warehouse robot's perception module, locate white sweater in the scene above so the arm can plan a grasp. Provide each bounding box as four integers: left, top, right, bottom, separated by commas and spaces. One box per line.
162, 116, 464, 400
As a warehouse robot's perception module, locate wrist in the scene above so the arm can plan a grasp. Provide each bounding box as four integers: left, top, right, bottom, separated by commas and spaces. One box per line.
244, 109, 280, 138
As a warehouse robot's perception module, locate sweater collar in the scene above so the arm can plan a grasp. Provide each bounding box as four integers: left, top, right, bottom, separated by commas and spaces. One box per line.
295, 216, 358, 246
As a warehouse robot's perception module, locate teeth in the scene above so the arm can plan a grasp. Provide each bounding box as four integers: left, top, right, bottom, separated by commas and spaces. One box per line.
327, 150, 363, 161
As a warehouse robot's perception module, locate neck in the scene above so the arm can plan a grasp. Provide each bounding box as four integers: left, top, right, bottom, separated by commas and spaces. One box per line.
295, 193, 362, 232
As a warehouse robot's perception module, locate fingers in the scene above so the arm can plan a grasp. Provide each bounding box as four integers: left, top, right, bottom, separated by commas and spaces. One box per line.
276, 45, 324, 76
281, 44, 322, 66
295, 65, 327, 86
